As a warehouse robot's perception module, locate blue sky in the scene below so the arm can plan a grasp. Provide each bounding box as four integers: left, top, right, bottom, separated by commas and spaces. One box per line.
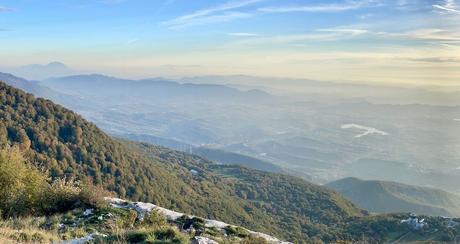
0, 0, 459, 85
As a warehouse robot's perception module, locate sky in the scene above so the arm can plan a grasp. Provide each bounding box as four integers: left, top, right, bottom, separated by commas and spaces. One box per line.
0, 0, 459, 86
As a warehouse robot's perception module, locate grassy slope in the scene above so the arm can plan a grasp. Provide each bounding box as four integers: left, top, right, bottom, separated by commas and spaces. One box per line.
327, 177, 460, 217
0, 203, 272, 244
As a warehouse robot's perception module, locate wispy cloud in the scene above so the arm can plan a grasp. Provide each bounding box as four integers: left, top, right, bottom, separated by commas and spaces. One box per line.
226, 29, 369, 48
409, 57, 460, 63
228, 32, 259, 37
169, 12, 253, 28
0, 6, 13, 12
163, 0, 262, 28
258, 0, 379, 13
433, 0, 460, 14
398, 28, 460, 42
371, 28, 460, 48
268, 33, 351, 42
317, 28, 368, 35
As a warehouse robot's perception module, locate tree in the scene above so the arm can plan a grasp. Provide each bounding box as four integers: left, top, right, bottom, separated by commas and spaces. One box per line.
17, 128, 31, 150
0, 125, 8, 147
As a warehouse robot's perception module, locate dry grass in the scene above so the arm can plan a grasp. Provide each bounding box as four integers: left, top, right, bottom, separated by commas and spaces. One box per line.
0, 227, 59, 243
0, 215, 79, 243
0, 216, 59, 243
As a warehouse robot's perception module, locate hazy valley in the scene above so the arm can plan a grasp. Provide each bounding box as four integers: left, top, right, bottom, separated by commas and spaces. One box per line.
3, 71, 458, 194
1, 73, 459, 243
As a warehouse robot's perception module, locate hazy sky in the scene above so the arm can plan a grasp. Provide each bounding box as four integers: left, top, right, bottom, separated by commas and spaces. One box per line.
0, 0, 459, 86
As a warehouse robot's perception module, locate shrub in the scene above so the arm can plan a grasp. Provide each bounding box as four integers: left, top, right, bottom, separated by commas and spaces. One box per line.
124, 227, 189, 243
205, 227, 221, 236
0, 146, 111, 218
142, 210, 167, 227
126, 229, 151, 243
42, 178, 81, 214
77, 182, 109, 209
0, 147, 48, 218
242, 236, 268, 244
176, 215, 205, 231
116, 209, 138, 228
224, 225, 250, 238
154, 227, 189, 243
43, 178, 110, 214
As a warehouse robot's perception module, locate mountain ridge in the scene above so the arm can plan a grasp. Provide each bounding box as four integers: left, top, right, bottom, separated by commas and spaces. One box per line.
41, 74, 273, 103
327, 177, 460, 217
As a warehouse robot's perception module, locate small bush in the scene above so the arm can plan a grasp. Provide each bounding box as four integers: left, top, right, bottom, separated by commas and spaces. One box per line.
42, 178, 81, 214
44, 178, 110, 214
78, 182, 109, 209
154, 227, 189, 243
224, 225, 250, 238
176, 215, 205, 231
155, 228, 177, 240
126, 229, 151, 243
242, 236, 268, 244
0, 147, 112, 218
205, 227, 221, 237
143, 210, 167, 227
116, 209, 138, 228
124, 227, 189, 243
0, 147, 48, 218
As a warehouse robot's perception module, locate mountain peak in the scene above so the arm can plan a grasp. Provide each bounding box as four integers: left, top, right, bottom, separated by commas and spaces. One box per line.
21, 61, 67, 69
46, 61, 67, 68
7, 61, 76, 80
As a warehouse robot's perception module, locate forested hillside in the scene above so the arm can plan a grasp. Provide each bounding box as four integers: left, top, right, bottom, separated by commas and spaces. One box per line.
130, 142, 369, 242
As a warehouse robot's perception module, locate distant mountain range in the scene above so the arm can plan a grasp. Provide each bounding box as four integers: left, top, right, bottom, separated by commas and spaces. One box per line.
42, 74, 273, 104
327, 177, 460, 217
2, 62, 76, 80
182, 75, 460, 106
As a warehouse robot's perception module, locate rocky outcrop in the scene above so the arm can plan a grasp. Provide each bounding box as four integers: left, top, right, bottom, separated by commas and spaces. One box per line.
106, 197, 291, 244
